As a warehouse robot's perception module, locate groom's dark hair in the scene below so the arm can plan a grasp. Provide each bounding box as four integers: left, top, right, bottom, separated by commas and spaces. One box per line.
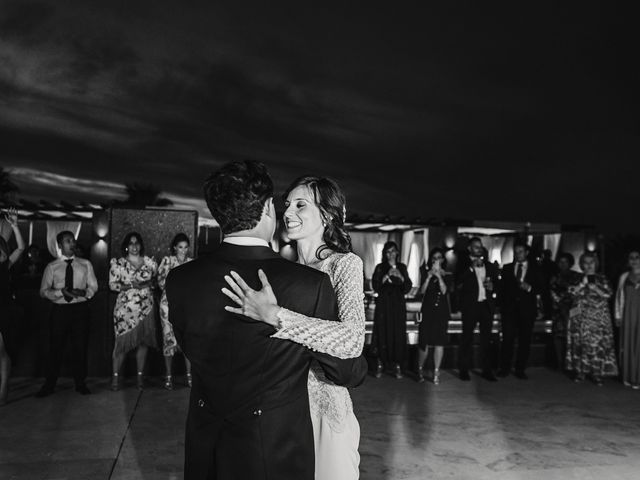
203, 160, 274, 234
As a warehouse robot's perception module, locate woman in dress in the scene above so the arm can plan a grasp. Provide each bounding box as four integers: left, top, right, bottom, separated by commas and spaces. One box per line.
614, 249, 640, 389
566, 251, 618, 385
417, 247, 452, 384
372, 241, 412, 379
0, 208, 25, 405
157, 233, 193, 390
549, 252, 582, 370
109, 232, 158, 390
222, 176, 365, 480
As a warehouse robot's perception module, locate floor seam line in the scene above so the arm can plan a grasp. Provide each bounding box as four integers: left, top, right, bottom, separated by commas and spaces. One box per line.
108, 390, 143, 480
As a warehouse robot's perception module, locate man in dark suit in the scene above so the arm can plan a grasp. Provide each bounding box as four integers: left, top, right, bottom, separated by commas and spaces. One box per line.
166, 160, 368, 480
498, 241, 543, 379
455, 237, 500, 382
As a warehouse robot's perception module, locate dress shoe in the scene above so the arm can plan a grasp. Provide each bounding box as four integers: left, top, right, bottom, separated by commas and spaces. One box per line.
394, 364, 403, 379
496, 369, 510, 378
35, 386, 54, 398
514, 370, 528, 380
416, 366, 425, 383
374, 360, 383, 379
459, 370, 471, 381
186, 373, 193, 388
481, 370, 498, 382
163, 375, 174, 391
75, 384, 91, 395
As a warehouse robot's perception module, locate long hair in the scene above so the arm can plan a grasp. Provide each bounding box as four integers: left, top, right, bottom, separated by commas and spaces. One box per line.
284, 175, 351, 259
427, 247, 447, 269
0, 237, 9, 263
381, 241, 400, 265
121, 232, 145, 256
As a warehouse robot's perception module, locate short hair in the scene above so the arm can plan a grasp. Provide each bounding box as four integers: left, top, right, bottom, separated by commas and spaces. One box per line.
170, 233, 190, 254
513, 241, 531, 252
203, 160, 274, 235
579, 251, 599, 271
56, 230, 75, 245
121, 232, 145, 256
468, 236, 482, 246
427, 247, 447, 269
557, 252, 575, 267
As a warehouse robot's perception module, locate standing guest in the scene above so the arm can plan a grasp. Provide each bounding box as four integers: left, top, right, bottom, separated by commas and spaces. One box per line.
157, 233, 193, 390
372, 241, 412, 379
0, 208, 25, 405
566, 252, 618, 385
36, 230, 97, 397
498, 242, 544, 379
109, 232, 158, 391
416, 247, 452, 384
455, 237, 500, 382
539, 249, 558, 319
549, 253, 581, 370
614, 249, 640, 389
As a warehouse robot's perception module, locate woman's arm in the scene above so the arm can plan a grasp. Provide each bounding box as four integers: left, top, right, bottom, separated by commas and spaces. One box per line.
108, 259, 124, 292
157, 257, 170, 290
5, 209, 25, 267
400, 263, 413, 294
273, 254, 366, 359
372, 263, 386, 292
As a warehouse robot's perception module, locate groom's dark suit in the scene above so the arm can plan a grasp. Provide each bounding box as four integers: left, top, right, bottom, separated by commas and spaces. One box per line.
166, 242, 368, 480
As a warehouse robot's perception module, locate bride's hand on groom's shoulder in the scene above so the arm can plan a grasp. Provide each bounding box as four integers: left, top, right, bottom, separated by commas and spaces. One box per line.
222, 269, 281, 328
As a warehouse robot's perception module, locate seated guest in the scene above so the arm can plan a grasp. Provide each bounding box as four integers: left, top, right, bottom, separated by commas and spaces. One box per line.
566, 252, 618, 385
615, 249, 640, 389
36, 230, 98, 397
416, 248, 452, 384
0, 208, 25, 405
550, 253, 582, 370
498, 241, 544, 379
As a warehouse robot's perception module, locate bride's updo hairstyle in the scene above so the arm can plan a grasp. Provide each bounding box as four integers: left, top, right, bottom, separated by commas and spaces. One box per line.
284, 175, 352, 259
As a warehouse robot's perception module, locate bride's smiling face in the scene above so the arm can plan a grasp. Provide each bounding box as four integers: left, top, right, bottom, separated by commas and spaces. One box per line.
284, 185, 325, 242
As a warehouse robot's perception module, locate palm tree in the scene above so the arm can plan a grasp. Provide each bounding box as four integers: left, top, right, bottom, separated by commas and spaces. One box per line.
0, 167, 19, 201
123, 182, 173, 207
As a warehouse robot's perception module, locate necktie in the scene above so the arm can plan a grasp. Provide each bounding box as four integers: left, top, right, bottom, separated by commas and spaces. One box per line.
516, 263, 523, 282
64, 259, 74, 302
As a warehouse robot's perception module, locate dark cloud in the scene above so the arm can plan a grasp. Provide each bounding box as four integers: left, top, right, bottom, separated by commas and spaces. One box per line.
0, 1, 638, 232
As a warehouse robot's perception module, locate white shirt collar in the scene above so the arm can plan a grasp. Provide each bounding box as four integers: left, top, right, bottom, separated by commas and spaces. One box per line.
61, 255, 75, 261
223, 236, 270, 248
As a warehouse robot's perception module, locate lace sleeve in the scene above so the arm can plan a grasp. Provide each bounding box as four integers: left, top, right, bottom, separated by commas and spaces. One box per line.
272, 253, 366, 359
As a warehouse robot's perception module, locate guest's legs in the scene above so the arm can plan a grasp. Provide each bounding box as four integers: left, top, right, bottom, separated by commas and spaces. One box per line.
112, 351, 126, 375
0, 333, 11, 403
164, 355, 173, 377
478, 304, 494, 373
136, 345, 148, 374
433, 346, 444, 371
46, 308, 70, 389
515, 311, 535, 373
70, 305, 90, 386
500, 311, 516, 372
184, 356, 191, 375
458, 309, 476, 372
418, 347, 428, 369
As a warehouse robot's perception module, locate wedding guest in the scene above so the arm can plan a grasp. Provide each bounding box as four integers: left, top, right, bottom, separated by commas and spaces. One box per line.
539, 249, 558, 319
109, 232, 158, 391
498, 242, 544, 379
372, 241, 412, 379
455, 237, 500, 381
157, 233, 193, 390
416, 248, 452, 384
0, 208, 25, 405
549, 253, 581, 370
614, 249, 640, 389
36, 230, 97, 397
566, 252, 618, 385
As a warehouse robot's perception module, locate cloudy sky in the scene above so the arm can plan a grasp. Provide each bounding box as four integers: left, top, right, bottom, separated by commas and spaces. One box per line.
0, 1, 637, 231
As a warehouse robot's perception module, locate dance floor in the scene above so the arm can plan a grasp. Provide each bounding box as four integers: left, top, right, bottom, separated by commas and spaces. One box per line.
1, 368, 640, 480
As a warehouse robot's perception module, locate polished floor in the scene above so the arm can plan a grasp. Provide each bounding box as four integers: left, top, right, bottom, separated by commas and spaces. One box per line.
1, 368, 640, 479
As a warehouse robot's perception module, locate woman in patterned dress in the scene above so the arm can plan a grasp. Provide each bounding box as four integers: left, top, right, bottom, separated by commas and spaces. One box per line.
566, 251, 618, 385
157, 233, 193, 390
223, 176, 365, 480
109, 232, 158, 390
614, 249, 640, 388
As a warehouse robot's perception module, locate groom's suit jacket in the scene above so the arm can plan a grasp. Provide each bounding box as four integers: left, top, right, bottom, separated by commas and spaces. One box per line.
166, 242, 368, 480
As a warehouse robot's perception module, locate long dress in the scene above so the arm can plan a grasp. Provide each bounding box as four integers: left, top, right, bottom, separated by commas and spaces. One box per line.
157, 255, 192, 356
109, 256, 158, 354
0, 261, 22, 363
550, 270, 582, 339
418, 273, 452, 349
620, 277, 640, 386
272, 252, 365, 480
371, 262, 412, 366
566, 275, 618, 377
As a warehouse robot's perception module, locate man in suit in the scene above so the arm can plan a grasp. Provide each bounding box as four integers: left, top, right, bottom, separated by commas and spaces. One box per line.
498, 241, 543, 379
166, 160, 368, 480
455, 237, 500, 382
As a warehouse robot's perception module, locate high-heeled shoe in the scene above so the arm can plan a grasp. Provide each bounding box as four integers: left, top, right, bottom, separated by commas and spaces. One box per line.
136, 372, 145, 391
416, 366, 425, 383
394, 364, 403, 380
375, 360, 383, 379
163, 375, 174, 390
433, 368, 440, 385
186, 373, 193, 388
110, 373, 120, 392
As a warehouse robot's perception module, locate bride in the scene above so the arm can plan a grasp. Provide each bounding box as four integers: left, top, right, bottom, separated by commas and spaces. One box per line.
223, 175, 365, 480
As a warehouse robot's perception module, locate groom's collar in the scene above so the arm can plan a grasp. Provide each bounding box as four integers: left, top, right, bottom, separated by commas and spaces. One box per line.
223, 236, 270, 248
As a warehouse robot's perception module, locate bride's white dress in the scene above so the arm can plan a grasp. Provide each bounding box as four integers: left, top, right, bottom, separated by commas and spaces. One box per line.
273, 252, 366, 480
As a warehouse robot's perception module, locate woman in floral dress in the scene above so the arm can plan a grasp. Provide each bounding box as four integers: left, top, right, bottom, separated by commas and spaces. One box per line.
109, 232, 158, 390
157, 233, 193, 390
566, 251, 618, 385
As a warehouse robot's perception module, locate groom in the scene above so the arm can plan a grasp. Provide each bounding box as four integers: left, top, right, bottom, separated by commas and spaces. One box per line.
166, 160, 368, 480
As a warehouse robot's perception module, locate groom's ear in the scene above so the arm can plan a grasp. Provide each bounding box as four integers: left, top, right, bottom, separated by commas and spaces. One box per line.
263, 197, 275, 218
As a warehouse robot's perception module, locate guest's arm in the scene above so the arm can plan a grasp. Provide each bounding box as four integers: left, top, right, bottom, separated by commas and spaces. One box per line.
40, 264, 63, 301
85, 260, 98, 299
5, 210, 25, 267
